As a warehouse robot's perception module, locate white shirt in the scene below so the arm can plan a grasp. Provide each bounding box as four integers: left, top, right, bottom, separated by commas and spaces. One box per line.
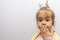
36, 35, 52, 40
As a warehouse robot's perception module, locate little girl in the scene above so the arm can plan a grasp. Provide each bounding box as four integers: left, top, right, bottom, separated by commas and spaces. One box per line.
32, 0, 60, 40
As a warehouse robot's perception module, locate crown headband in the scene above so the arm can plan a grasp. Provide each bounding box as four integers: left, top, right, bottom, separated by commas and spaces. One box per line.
39, 0, 49, 8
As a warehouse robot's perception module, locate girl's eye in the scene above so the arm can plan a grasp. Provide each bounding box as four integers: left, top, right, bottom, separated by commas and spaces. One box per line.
39, 20, 42, 22
46, 19, 50, 21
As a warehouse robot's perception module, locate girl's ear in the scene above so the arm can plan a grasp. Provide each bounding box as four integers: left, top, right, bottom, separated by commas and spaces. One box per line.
52, 21, 55, 29
52, 20, 55, 26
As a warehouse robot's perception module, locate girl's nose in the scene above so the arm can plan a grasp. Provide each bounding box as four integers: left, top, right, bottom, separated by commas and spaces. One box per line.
42, 21, 46, 25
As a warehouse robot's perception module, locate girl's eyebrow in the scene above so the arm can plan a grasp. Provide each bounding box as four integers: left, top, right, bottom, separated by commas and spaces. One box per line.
45, 16, 50, 18
37, 17, 42, 19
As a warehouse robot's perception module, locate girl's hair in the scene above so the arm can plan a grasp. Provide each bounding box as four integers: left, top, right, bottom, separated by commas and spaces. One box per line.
36, 7, 55, 25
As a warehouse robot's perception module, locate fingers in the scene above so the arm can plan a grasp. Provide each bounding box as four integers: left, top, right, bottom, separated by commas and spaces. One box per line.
40, 25, 49, 33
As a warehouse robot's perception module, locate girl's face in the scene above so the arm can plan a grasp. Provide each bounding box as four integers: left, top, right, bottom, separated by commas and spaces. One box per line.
36, 10, 53, 32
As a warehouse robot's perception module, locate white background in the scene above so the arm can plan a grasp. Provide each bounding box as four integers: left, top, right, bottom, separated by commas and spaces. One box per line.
0, 0, 60, 40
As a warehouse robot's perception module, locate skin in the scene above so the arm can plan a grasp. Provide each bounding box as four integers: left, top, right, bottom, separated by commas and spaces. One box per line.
36, 10, 55, 39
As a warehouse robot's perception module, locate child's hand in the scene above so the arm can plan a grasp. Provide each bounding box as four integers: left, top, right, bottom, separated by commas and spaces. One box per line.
40, 25, 48, 33
40, 25, 53, 39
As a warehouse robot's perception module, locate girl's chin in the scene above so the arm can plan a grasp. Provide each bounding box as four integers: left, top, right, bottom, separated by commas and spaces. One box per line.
47, 27, 51, 29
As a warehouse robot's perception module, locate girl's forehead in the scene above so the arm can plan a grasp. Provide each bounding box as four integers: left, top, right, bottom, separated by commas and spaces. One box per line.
37, 10, 52, 19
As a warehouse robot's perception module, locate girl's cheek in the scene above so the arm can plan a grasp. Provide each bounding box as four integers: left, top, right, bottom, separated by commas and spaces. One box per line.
37, 22, 42, 28
47, 23, 52, 28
